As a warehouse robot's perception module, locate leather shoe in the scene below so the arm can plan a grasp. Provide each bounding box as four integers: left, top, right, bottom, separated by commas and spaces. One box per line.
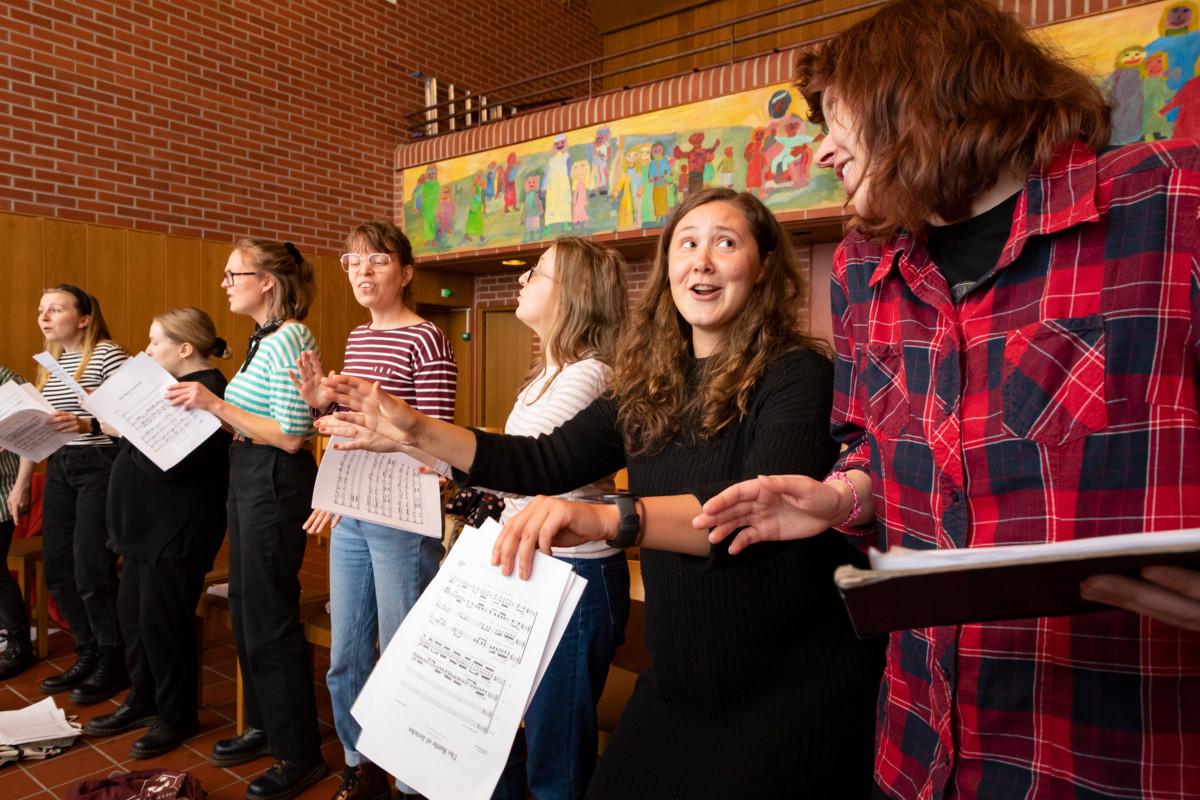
83, 703, 157, 737
210, 726, 270, 767
130, 719, 198, 759
330, 762, 391, 800
39, 646, 98, 694
0, 627, 36, 680
69, 645, 128, 705
245, 757, 328, 800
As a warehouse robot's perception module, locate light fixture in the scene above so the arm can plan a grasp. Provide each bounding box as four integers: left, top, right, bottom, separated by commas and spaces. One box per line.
501, 258, 526, 266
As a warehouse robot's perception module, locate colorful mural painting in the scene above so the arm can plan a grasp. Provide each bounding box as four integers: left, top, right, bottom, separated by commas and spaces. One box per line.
403, 0, 1200, 255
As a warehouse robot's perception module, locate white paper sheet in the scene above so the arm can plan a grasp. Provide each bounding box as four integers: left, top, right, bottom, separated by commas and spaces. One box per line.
80, 353, 221, 471
0, 381, 75, 461
312, 437, 442, 537
525, 570, 584, 715
0, 697, 82, 746
33, 351, 87, 401
351, 520, 584, 800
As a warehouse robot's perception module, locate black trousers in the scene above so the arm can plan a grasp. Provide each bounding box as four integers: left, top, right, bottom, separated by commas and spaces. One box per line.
227, 442, 320, 761
118, 553, 206, 724
0, 519, 29, 632
42, 446, 120, 650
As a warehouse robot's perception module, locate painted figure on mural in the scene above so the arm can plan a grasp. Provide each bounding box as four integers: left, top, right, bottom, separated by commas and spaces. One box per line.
665, 156, 679, 209
673, 131, 720, 196
522, 174, 544, 241
1106, 45, 1148, 144
464, 172, 486, 243
717, 146, 735, 188
1143, 51, 1176, 138
767, 119, 818, 184
647, 141, 672, 224
543, 134, 573, 233
590, 127, 613, 195
503, 152, 519, 213
743, 127, 769, 197
1160, 69, 1200, 136
437, 185, 456, 242
485, 161, 497, 210
416, 165, 441, 243
1146, 1, 1200, 99
638, 145, 657, 228
571, 160, 590, 229
611, 145, 642, 231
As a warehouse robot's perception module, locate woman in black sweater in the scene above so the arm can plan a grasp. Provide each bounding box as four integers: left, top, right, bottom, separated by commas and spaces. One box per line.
84, 308, 232, 760
322, 188, 885, 799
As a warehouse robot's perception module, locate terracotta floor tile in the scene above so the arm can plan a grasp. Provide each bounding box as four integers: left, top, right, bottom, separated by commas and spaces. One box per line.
22, 743, 119, 789
178, 760, 246, 793
0, 686, 32, 710
88, 727, 150, 761
217, 752, 276, 780
201, 678, 236, 706
1, 764, 48, 799
114, 741, 206, 773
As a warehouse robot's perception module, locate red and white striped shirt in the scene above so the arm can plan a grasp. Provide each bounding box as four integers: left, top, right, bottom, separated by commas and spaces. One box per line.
340, 321, 456, 421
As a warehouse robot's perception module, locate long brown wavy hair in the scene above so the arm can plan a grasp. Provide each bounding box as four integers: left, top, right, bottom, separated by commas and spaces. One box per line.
612, 188, 826, 453
796, 0, 1111, 240
519, 237, 628, 403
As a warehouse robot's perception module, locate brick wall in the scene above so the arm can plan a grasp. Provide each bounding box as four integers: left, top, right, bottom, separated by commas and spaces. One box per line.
0, 0, 600, 254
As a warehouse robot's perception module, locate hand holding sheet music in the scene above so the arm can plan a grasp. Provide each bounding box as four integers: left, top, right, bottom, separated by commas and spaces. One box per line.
311, 437, 442, 537
0, 381, 77, 461
351, 520, 585, 800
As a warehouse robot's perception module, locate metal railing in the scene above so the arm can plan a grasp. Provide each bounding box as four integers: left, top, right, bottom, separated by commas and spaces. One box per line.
405, 0, 888, 138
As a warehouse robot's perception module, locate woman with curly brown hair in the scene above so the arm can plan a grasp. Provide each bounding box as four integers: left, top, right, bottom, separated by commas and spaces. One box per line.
320, 188, 885, 799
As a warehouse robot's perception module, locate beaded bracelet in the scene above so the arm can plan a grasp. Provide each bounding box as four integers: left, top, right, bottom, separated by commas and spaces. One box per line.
823, 469, 862, 526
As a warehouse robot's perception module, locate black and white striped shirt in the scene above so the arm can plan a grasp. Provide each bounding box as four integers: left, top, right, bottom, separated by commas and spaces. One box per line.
0, 366, 23, 523
40, 342, 128, 447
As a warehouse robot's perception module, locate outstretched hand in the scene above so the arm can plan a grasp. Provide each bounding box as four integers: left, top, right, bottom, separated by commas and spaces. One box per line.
289, 350, 334, 411
321, 373, 421, 440
693, 474, 848, 555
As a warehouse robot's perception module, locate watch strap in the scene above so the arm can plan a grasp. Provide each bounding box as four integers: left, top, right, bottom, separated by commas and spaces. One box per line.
610, 493, 641, 549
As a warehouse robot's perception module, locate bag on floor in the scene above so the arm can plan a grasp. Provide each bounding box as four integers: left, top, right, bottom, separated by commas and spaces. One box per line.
68, 769, 206, 800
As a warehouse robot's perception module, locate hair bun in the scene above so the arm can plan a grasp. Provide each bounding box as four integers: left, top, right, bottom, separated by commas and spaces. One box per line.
212, 336, 232, 359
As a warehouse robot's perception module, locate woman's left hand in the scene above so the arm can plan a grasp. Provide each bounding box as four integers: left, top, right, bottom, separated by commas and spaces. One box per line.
1081, 566, 1200, 631
490, 497, 616, 580
48, 411, 84, 434
165, 381, 222, 413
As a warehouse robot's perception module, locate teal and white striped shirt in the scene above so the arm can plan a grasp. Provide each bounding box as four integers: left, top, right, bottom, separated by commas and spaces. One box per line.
0, 367, 25, 524
224, 322, 318, 438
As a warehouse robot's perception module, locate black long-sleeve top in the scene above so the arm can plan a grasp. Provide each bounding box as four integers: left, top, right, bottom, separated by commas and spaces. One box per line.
460, 349, 885, 798
107, 368, 232, 566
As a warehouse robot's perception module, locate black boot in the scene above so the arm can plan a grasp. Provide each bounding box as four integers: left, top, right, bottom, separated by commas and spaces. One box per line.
68, 645, 127, 705
0, 627, 35, 680
39, 644, 98, 693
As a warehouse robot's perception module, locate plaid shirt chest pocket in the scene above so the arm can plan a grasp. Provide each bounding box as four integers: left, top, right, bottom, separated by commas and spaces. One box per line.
1001, 314, 1108, 446
859, 343, 911, 437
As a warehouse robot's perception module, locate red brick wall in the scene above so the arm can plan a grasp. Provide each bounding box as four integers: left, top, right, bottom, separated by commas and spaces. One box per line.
0, 0, 600, 254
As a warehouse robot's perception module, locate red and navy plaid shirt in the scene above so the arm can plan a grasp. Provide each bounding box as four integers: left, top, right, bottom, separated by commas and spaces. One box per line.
831, 140, 1200, 800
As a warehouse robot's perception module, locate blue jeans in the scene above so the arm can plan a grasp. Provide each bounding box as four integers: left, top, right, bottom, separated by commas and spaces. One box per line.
492, 552, 631, 800
327, 517, 443, 790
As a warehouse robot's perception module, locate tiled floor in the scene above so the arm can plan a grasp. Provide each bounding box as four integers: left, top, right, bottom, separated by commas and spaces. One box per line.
0, 539, 347, 800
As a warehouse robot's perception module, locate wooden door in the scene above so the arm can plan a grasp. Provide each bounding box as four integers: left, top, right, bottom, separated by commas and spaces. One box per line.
481, 309, 533, 430
419, 306, 473, 427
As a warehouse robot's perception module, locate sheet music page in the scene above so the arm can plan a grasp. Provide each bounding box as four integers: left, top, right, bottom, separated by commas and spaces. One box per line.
0, 697, 82, 746
0, 381, 76, 461
311, 437, 442, 537
81, 353, 221, 471
351, 520, 583, 800
32, 351, 87, 401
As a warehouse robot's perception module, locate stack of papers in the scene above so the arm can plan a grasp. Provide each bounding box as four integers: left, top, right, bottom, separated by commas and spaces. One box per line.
0, 697, 82, 766
0, 381, 76, 461
352, 519, 585, 800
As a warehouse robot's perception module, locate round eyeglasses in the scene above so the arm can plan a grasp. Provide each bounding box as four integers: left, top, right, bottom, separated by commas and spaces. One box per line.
340, 253, 393, 271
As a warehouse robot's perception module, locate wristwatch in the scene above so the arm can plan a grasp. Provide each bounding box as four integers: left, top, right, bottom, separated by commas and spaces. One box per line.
89, 418, 102, 436
603, 492, 642, 549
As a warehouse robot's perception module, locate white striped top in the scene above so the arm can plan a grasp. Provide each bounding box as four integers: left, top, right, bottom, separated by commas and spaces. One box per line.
0, 367, 23, 522
340, 322, 456, 421
225, 322, 318, 438
501, 358, 617, 558
40, 342, 129, 447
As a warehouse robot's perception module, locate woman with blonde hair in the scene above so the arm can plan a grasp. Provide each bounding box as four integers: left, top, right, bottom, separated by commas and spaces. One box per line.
167, 240, 326, 800
83, 308, 232, 759
321, 189, 884, 799
24, 285, 129, 705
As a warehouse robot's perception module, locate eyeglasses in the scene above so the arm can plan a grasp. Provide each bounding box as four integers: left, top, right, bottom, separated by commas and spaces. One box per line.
222, 270, 257, 286
340, 253, 393, 271
521, 264, 555, 284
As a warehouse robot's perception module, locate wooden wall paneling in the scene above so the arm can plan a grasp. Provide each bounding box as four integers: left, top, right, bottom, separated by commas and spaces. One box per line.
42, 218, 87, 290
304, 255, 326, 367
201, 241, 239, 381
0, 213, 46, 380
85, 225, 129, 350
126, 231, 166, 353
320, 256, 349, 374
480, 308, 533, 429
163, 236, 204, 313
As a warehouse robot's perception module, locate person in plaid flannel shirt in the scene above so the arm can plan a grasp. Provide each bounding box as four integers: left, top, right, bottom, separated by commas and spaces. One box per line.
696, 1, 1200, 798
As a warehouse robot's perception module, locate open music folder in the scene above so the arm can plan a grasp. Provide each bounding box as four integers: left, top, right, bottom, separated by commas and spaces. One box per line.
834, 528, 1200, 638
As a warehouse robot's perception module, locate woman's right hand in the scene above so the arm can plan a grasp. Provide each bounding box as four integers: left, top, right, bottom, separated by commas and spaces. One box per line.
321, 375, 422, 441
302, 508, 341, 535
48, 411, 84, 434
289, 350, 335, 411
6, 482, 31, 526
693, 474, 851, 555
316, 410, 411, 453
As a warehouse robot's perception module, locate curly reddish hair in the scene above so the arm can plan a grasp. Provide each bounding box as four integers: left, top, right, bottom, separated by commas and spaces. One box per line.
797, 0, 1111, 239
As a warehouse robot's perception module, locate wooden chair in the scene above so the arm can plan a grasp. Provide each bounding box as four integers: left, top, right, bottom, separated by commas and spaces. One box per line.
6, 536, 50, 657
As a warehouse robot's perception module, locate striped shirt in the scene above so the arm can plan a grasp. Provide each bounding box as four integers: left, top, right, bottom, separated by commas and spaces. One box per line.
340, 321, 456, 421
501, 358, 616, 558
40, 342, 128, 447
0, 367, 24, 523
225, 322, 318, 438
